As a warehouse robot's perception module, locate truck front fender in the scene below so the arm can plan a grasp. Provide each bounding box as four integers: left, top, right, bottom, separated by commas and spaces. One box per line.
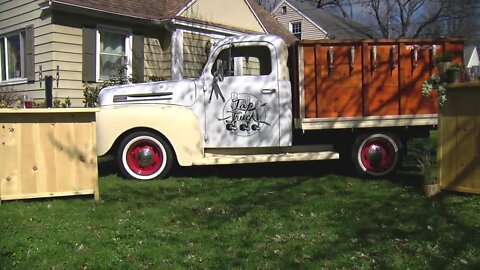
96, 104, 204, 166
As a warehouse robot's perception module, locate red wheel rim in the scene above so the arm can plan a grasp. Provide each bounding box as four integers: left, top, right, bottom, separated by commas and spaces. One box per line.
126, 140, 164, 176
359, 137, 396, 173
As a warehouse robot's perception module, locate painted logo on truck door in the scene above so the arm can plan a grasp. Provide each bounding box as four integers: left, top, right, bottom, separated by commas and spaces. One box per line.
218, 93, 271, 136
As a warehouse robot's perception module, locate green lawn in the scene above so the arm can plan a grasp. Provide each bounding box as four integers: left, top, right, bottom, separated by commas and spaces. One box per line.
1, 138, 480, 269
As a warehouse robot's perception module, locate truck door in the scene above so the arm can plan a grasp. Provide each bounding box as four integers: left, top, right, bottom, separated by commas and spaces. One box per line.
203, 42, 280, 148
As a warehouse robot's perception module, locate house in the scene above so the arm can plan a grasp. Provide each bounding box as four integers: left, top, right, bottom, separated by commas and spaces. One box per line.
464, 46, 480, 68
0, 0, 296, 106
271, 0, 378, 40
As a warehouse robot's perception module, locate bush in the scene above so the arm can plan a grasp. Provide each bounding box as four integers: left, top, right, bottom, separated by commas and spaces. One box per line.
83, 83, 101, 108
83, 65, 135, 108
83, 65, 164, 107
33, 97, 71, 108
0, 85, 20, 108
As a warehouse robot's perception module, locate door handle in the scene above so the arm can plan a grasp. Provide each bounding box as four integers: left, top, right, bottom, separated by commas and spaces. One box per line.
261, 89, 276, 94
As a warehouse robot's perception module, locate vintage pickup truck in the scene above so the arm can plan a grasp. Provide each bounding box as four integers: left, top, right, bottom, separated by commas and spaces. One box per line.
96, 34, 463, 180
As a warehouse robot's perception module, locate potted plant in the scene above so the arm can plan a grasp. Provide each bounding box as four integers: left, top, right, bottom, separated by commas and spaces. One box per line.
417, 150, 440, 197
445, 63, 463, 83
422, 75, 447, 106
435, 53, 453, 74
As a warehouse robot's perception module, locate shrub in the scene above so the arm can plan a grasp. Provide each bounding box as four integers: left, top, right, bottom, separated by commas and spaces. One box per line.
83, 83, 101, 108
33, 97, 71, 108
83, 64, 164, 107
0, 85, 20, 108
54, 97, 71, 108
83, 65, 135, 108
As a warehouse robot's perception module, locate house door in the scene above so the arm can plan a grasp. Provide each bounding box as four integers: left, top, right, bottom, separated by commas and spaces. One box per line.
203, 42, 280, 148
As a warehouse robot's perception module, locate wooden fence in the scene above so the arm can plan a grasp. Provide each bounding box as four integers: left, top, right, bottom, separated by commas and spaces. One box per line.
0, 109, 99, 202
438, 82, 480, 194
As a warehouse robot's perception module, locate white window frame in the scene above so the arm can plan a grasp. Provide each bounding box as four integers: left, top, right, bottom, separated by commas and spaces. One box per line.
0, 30, 26, 83
96, 25, 132, 82
281, 6, 287, 15
289, 21, 302, 39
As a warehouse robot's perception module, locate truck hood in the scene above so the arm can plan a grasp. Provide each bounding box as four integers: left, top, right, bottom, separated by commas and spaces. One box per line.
98, 79, 197, 107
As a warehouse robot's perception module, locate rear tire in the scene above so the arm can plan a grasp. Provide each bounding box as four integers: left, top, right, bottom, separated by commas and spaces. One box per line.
351, 133, 402, 177
117, 132, 174, 180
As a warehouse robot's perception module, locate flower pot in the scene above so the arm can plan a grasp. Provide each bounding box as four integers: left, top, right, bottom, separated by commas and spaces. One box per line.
424, 183, 440, 197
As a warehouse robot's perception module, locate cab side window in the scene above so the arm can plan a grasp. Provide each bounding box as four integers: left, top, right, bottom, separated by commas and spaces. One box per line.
211, 45, 272, 77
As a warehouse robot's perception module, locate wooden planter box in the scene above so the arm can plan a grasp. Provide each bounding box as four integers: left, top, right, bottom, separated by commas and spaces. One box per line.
438, 82, 480, 194
0, 108, 99, 202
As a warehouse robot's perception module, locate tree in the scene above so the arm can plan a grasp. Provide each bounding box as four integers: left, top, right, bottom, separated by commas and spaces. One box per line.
361, 0, 450, 38
315, 0, 355, 18
256, 0, 282, 11
259, 0, 479, 41
429, 0, 480, 41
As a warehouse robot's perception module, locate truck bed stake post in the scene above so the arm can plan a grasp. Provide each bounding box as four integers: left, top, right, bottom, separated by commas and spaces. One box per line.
328, 46, 334, 72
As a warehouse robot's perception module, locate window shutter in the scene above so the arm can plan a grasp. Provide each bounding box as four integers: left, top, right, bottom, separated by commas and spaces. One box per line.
82, 27, 97, 82
132, 34, 144, 82
25, 25, 35, 82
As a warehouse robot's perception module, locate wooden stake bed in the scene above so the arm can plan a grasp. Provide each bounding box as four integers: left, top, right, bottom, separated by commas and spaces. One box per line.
0, 108, 99, 202
292, 38, 464, 124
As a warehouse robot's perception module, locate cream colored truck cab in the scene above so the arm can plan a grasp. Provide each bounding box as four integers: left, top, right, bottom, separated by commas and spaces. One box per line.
96, 35, 338, 180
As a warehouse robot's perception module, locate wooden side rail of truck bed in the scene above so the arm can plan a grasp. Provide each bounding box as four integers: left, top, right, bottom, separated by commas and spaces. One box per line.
289, 38, 464, 126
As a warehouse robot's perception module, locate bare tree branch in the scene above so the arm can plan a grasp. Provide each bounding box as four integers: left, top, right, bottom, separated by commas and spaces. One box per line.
411, 1, 445, 38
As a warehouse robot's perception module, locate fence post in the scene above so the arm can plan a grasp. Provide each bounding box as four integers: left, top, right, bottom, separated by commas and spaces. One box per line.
45, 75, 53, 108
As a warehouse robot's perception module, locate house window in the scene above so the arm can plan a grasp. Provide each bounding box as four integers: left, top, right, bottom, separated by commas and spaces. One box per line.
83, 26, 142, 83
290, 22, 302, 39
281, 6, 287, 15
97, 28, 131, 80
0, 31, 25, 81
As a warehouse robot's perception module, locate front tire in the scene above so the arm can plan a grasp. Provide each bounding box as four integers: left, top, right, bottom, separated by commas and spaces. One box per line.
352, 133, 402, 177
117, 132, 174, 180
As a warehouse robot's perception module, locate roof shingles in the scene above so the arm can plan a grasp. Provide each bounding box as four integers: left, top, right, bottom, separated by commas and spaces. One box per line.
52, 0, 190, 20
51, 0, 297, 43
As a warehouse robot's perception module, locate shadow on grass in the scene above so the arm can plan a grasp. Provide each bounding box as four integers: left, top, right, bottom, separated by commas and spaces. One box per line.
97, 155, 480, 269
173, 159, 347, 179
98, 154, 352, 179
98, 155, 118, 177
92, 133, 480, 268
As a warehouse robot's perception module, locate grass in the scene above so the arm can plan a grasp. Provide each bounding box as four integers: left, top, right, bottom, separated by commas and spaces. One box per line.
1, 135, 480, 269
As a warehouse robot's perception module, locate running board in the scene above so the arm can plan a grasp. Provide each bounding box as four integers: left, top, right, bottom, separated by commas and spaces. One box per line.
193, 151, 339, 166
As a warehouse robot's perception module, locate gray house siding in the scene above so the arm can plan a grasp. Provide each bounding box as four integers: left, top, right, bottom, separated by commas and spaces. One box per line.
0, 0, 49, 101
144, 35, 171, 81
272, 2, 327, 40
